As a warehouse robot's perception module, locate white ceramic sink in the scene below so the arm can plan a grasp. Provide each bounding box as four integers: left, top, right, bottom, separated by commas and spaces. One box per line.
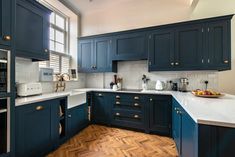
67, 91, 86, 109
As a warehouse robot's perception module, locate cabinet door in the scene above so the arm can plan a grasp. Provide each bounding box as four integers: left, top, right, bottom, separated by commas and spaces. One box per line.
112, 32, 147, 60
78, 39, 93, 72
16, 102, 52, 157
181, 109, 197, 157
172, 99, 182, 154
16, 0, 50, 61
175, 24, 203, 70
94, 37, 116, 72
148, 29, 174, 71
68, 104, 88, 136
207, 20, 231, 70
149, 96, 171, 136
91, 93, 110, 125
0, 0, 11, 46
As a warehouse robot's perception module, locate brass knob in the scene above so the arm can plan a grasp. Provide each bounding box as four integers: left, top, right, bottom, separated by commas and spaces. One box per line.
116, 113, 120, 116
171, 62, 174, 66
134, 115, 139, 118
45, 49, 48, 52
116, 95, 120, 99
224, 60, 229, 64
36, 106, 44, 111
134, 96, 139, 100
98, 93, 102, 96
68, 115, 72, 118
175, 62, 179, 66
3, 35, 11, 41
134, 103, 139, 107
150, 98, 153, 101
116, 101, 120, 105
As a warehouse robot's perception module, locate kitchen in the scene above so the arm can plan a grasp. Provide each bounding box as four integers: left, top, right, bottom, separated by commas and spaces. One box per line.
1, 0, 235, 157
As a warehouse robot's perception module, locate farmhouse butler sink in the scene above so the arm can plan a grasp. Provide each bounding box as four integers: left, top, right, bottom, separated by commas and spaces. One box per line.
68, 91, 86, 109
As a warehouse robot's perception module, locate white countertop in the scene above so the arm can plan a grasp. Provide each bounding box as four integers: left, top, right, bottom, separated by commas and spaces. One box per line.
15, 88, 235, 128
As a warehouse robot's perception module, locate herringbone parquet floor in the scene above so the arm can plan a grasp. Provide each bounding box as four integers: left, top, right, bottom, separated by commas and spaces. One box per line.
47, 125, 178, 157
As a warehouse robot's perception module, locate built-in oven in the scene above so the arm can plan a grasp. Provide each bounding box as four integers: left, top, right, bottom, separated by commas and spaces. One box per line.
0, 98, 10, 154
0, 49, 10, 94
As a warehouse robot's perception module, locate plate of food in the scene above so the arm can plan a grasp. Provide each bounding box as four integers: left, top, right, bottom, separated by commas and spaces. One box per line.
192, 89, 224, 98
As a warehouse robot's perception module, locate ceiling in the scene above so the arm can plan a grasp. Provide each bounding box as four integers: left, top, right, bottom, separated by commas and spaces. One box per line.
67, 0, 196, 15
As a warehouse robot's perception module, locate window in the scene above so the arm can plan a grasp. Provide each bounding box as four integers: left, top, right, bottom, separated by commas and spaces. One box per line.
39, 2, 71, 74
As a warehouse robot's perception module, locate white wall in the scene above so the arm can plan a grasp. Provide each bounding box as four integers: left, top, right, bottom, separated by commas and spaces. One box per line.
191, 0, 235, 94
80, 0, 192, 36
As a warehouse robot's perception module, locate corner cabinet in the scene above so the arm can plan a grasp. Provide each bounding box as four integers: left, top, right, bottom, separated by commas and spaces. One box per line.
0, 0, 12, 46
78, 37, 117, 73
15, 0, 51, 61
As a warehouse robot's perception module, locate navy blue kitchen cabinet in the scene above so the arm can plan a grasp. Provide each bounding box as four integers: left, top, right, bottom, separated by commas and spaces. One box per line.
206, 20, 231, 70
148, 29, 174, 71
15, 98, 67, 157
198, 125, 235, 157
148, 95, 172, 136
112, 32, 148, 60
78, 37, 117, 73
78, 39, 93, 72
174, 24, 203, 70
111, 93, 146, 131
15, 0, 51, 61
172, 98, 198, 157
0, 0, 12, 46
91, 92, 111, 125
15, 101, 53, 157
67, 104, 89, 137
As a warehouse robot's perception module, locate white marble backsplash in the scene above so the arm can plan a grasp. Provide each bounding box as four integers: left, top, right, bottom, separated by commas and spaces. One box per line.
85, 60, 219, 91
15, 57, 86, 93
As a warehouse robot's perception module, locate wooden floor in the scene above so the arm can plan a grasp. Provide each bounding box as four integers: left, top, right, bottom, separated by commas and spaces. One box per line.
47, 125, 178, 157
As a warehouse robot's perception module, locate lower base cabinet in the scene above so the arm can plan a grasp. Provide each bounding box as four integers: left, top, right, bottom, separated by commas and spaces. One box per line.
67, 104, 89, 137
15, 98, 67, 157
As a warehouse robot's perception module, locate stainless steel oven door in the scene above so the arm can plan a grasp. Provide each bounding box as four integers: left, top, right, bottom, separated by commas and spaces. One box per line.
0, 49, 10, 94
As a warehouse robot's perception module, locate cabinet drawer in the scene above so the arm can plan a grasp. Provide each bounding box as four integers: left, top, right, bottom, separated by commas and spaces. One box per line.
113, 100, 143, 111
111, 109, 145, 130
114, 93, 144, 102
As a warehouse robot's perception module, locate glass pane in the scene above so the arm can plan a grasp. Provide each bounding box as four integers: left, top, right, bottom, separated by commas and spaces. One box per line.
50, 28, 55, 40
56, 14, 65, 29
55, 30, 64, 44
50, 40, 55, 51
55, 43, 64, 53
50, 12, 55, 24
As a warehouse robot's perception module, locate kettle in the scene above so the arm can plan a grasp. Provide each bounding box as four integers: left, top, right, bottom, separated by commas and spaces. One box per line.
155, 80, 164, 91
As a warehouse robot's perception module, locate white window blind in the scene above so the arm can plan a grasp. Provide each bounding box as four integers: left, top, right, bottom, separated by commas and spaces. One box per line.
61, 56, 70, 73
50, 53, 60, 73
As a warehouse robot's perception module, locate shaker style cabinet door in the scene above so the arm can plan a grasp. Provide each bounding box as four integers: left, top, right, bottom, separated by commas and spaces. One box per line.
112, 32, 148, 60
207, 20, 231, 70
148, 29, 174, 71
0, 0, 11, 46
78, 39, 93, 72
15, 0, 51, 61
175, 24, 203, 70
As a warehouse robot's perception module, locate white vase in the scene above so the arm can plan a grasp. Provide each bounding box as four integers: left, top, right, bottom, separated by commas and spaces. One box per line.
142, 83, 147, 91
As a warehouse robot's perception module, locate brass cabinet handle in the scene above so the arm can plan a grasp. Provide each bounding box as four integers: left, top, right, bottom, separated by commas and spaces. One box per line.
224, 60, 229, 64
116, 101, 120, 105
116, 95, 120, 99
150, 98, 153, 101
174, 107, 179, 111
116, 113, 120, 116
98, 93, 103, 96
44, 49, 48, 52
3, 35, 11, 41
175, 62, 179, 66
36, 106, 44, 111
68, 115, 72, 118
171, 62, 174, 66
134, 103, 139, 107
134, 115, 139, 118
134, 96, 139, 100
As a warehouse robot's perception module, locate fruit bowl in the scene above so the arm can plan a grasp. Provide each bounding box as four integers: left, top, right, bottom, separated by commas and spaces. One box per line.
192, 89, 224, 98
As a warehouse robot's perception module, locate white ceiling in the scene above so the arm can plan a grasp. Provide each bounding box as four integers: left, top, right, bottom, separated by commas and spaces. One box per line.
67, 0, 196, 15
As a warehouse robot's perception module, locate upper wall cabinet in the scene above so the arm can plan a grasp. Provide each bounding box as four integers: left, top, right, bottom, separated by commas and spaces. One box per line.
78, 37, 117, 73
112, 32, 148, 60
0, 0, 12, 46
15, 0, 51, 61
